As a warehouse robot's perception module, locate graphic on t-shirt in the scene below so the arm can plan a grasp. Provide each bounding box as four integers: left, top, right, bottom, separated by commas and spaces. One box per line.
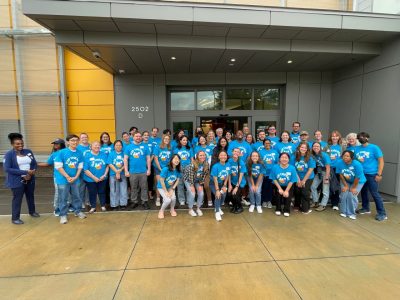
166, 175, 177, 186
356, 151, 370, 163
218, 170, 229, 181
341, 166, 355, 182
276, 172, 292, 185
66, 157, 79, 169
295, 161, 308, 172
131, 148, 144, 159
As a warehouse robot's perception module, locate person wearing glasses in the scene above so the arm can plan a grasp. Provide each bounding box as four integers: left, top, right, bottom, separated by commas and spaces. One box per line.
290, 122, 301, 144
3, 133, 40, 225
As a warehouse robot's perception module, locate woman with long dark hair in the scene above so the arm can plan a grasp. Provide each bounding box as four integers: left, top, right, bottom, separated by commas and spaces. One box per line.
227, 148, 246, 214
3, 133, 40, 224
210, 150, 230, 221
310, 142, 331, 211
211, 136, 229, 167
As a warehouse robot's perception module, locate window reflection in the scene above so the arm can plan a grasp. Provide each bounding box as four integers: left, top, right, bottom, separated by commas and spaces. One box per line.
197, 90, 223, 110
254, 88, 280, 110
226, 88, 252, 110
171, 91, 195, 111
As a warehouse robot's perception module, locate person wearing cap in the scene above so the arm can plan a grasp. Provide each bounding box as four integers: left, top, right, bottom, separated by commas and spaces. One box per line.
38, 138, 66, 216
299, 131, 309, 144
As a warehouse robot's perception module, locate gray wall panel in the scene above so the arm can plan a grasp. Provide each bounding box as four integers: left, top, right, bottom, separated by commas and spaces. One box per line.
298, 83, 321, 134
284, 72, 300, 130
364, 38, 400, 73
319, 83, 332, 136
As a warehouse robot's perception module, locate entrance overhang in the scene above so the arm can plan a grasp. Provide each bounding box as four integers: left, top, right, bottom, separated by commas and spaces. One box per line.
22, 0, 400, 74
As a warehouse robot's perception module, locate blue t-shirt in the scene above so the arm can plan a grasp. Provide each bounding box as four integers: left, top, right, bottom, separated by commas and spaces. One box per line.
124, 143, 150, 174
195, 163, 206, 182
347, 145, 357, 153
83, 151, 108, 182
313, 152, 331, 168
267, 136, 280, 149
47, 151, 60, 179
174, 147, 193, 168
309, 140, 328, 150
210, 162, 231, 186
153, 145, 172, 170
275, 142, 296, 155
122, 140, 131, 152
326, 144, 342, 168
194, 145, 213, 161
192, 137, 199, 147
100, 144, 113, 156
354, 144, 383, 175
336, 159, 366, 184
270, 164, 298, 187
107, 151, 125, 177
228, 158, 247, 188
54, 148, 84, 185
156, 167, 181, 189
249, 163, 265, 179
227, 140, 253, 161
259, 148, 279, 176
290, 155, 316, 180
252, 141, 265, 152
143, 142, 153, 156
290, 132, 300, 144
77, 144, 91, 157
149, 136, 161, 148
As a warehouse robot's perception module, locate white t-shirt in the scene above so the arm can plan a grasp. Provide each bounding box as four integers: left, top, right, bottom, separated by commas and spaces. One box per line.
17, 155, 31, 171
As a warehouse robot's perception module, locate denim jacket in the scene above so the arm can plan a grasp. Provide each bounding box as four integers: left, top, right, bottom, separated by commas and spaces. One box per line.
3, 149, 37, 188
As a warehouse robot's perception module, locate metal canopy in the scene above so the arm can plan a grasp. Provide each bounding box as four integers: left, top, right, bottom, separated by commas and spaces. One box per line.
22, 0, 400, 74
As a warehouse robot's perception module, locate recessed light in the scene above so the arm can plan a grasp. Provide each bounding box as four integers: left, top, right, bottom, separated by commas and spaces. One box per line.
287, 60, 293, 64
118, 69, 125, 74
171, 56, 176, 60
230, 58, 236, 62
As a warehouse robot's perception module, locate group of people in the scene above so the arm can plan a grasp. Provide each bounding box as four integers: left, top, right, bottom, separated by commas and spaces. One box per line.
3, 121, 387, 224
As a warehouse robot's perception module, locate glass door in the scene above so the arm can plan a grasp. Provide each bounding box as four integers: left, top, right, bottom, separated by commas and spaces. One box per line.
170, 116, 195, 140
252, 116, 280, 136
198, 116, 250, 134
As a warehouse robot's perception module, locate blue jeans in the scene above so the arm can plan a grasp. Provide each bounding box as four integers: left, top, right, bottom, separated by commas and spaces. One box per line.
79, 179, 89, 205
361, 174, 386, 216
210, 184, 226, 212
86, 180, 107, 208
177, 179, 186, 203
311, 171, 330, 206
58, 180, 82, 217
53, 178, 59, 214
184, 180, 204, 209
340, 183, 363, 217
109, 176, 128, 207
248, 176, 263, 206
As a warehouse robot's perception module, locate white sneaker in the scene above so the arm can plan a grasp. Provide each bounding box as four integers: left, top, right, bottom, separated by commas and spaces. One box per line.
74, 212, 87, 219
208, 200, 213, 207
241, 197, 250, 206
219, 209, 224, 216
283, 212, 290, 217
249, 205, 255, 213
275, 211, 281, 216
349, 215, 356, 220
302, 209, 312, 215
256, 206, 263, 213
215, 212, 222, 221
340, 213, 347, 218
266, 201, 272, 209
196, 209, 203, 217
180, 201, 185, 206
60, 216, 68, 224
156, 198, 161, 207
262, 202, 268, 208
189, 210, 197, 217
333, 206, 339, 211
101, 206, 106, 212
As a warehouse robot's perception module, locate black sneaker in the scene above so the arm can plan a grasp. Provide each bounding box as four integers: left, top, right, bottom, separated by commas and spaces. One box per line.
131, 203, 139, 209
142, 202, 150, 210
120, 206, 127, 211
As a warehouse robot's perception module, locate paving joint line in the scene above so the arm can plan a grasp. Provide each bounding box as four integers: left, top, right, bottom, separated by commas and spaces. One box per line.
112, 211, 149, 300
0, 269, 124, 280
241, 214, 304, 300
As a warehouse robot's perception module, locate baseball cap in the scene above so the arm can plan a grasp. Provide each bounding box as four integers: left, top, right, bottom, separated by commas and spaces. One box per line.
51, 138, 65, 144
300, 131, 309, 136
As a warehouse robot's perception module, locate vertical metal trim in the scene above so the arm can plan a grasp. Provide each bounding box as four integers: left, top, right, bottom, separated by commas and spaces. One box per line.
58, 45, 68, 137
11, 0, 26, 143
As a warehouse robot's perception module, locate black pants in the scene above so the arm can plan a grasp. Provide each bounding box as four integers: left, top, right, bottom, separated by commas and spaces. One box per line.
293, 180, 311, 212
11, 181, 36, 220
330, 173, 340, 207
229, 186, 243, 209
261, 176, 273, 204
274, 185, 292, 213
147, 166, 155, 193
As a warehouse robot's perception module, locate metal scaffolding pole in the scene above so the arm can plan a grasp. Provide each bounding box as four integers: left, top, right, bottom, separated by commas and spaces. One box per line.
58, 45, 68, 137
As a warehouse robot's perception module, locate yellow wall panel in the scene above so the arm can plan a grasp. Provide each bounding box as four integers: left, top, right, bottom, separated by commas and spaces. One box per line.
0, 5, 10, 28
65, 50, 99, 70
78, 90, 114, 105
82, 132, 117, 143
67, 91, 79, 105
0, 70, 16, 91
68, 120, 116, 134
66, 69, 113, 91
68, 105, 115, 120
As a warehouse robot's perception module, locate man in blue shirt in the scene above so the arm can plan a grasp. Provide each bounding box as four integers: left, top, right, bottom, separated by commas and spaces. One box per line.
54, 134, 87, 224
149, 127, 162, 147
355, 132, 387, 221
124, 132, 151, 209
227, 130, 253, 161
290, 121, 301, 144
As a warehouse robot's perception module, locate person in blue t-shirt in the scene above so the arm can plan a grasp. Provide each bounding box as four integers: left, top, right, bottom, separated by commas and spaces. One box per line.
100, 132, 113, 156
210, 150, 231, 222
84, 141, 109, 213
266, 125, 280, 149
310, 142, 331, 211
54, 134, 86, 224
77, 133, 91, 210
124, 132, 151, 210
157, 154, 181, 219
228, 148, 247, 214
326, 130, 345, 211
38, 138, 66, 216
174, 135, 194, 206
149, 127, 162, 148
252, 130, 266, 152
275, 131, 296, 155
355, 132, 387, 221
121, 132, 131, 150
345, 132, 359, 153
142, 130, 155, 201
191, 126, 203, 147
107, 140, 127, 210
194, 135, 213, 206
259, 139, 279, 209
247, 151, 265, 213
171, 129, 185, 151
309, 130, 328, 150
227, 130, 252, 162
291, 142, 315, 214
270, 153, 298, 216
153, 134, 172, 206
336, 150, 366, 219
290, 121, 301, 144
